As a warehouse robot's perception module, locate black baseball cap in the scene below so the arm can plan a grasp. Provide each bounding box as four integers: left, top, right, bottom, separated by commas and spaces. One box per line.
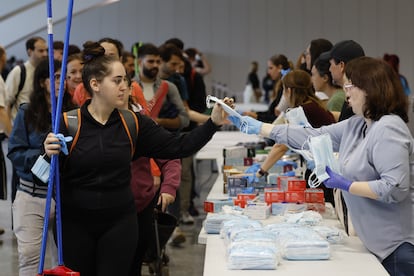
323, 40, 365, 63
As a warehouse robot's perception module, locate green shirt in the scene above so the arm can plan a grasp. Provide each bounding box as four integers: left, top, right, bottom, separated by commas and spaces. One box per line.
327, 89, 345, 112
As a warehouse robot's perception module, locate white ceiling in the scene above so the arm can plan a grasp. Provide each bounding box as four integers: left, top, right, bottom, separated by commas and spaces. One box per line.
1, 0, 119, 48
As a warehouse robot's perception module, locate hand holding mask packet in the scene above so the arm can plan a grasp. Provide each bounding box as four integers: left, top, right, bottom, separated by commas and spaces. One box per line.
206, 95, 255, 134
308, 133, 340, 188
31, 134, 73, 183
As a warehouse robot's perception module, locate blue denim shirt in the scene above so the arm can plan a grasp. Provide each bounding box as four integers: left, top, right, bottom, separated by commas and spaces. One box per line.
7, 104, 48, 184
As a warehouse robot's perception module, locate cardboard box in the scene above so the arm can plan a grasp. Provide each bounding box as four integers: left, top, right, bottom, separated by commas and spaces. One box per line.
278, 176, 298, 191
287, 179, 307, 191
285, 191, 305, 203
307, 203, 326, 214
204, 199, 234, 213
264, 188, 285, 203
244, 202, 271, 220
305, 188, 325, 203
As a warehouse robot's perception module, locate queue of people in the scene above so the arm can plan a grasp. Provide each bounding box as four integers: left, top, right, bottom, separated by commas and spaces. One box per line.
0, 34, 413, 276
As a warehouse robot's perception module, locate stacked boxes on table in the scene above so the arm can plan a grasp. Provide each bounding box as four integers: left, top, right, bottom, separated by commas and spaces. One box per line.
204, 143, 326, 215
222, 145, 255, 194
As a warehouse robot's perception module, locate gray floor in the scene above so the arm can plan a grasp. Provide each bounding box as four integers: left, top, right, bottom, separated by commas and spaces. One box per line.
0, 142, 217, 276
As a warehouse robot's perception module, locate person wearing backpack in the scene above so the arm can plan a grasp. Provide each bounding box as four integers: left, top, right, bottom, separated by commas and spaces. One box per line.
5, 36, 47, 122
5, 37, 48, 204
42, 41, 229, 276
7, 58, 76, 276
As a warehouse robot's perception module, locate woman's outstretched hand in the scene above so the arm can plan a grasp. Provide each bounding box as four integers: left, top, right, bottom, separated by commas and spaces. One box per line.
210, 97, 235, 126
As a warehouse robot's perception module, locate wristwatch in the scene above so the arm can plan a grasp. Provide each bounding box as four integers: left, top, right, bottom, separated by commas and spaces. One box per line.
257, 168, 269, 177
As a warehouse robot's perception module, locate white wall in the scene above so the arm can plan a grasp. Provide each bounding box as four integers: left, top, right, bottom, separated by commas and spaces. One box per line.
5, 0, 414, 129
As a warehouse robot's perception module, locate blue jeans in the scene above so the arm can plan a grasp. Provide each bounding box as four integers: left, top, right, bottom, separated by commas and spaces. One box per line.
382, 242, 414, 276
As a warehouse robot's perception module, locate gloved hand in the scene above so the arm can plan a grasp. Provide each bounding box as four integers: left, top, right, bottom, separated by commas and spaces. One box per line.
244, 163, 261, 183
282, 170, 296, 177
228, 115, 263, 135
306, 160, 315, 170
275, 160, 298, 169
55, 134, 73, 155
323, 166, 352, 191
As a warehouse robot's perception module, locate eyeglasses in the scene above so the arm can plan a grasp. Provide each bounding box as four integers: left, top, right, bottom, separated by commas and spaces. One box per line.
343, 83, 354, 92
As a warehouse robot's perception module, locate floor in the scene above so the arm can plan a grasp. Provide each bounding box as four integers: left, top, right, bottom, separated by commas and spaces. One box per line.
0, 139, 217, 276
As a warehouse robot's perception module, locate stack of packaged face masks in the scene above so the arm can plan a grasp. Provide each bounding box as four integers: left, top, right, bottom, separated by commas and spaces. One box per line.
265, 223, 330, 260
284, 210, 323, 226
224, 221, 280, 270
203, 213, 248, 234
220, 219, 262, 243
311, 225, 345, 244
227, 230, 279, 270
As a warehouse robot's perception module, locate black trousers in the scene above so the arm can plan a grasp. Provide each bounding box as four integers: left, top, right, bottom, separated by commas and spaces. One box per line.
61, 209, 138, 276
130, 196, 158, 276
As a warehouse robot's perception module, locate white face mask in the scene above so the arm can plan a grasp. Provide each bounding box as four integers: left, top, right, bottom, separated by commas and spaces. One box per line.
285, 106, 312, 127
287, 136, 313, 162
308, 133, 340, 187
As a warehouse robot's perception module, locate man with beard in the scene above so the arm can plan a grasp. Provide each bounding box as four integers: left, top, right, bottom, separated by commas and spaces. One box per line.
133, 43, 189, 130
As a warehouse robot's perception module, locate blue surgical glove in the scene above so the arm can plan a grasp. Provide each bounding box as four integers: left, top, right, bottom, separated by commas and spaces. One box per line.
244, 163, 261, 183
55, 133, 73, 155
275, 160, 298, 169
282, 170, 296, 177
323, 166, 352, 191
306, 160, 315, 170
228, 115, 263, 135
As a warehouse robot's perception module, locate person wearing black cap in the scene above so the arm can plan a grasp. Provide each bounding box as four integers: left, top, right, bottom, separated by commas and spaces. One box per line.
321, 40, 365, 121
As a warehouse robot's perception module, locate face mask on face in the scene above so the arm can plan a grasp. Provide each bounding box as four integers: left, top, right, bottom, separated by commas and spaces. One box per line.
285, 106, 312, 127
308, 133, 340, 188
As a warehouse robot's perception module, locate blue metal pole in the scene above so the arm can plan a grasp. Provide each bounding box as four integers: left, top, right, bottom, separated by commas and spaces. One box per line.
54, 0, 74, 266
38, 1, 55, 274
38, 0, 75, 274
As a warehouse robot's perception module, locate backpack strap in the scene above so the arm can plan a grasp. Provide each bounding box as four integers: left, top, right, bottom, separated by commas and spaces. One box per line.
118, 109, 139, 158
62, 108, 138, 158
148, 81, 170, 118
17, 64, 26, 94
10, 64, 26, 110
63, 108, 81, 155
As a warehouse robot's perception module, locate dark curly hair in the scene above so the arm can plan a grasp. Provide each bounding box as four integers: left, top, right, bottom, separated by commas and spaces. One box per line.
81, 41, 118, 96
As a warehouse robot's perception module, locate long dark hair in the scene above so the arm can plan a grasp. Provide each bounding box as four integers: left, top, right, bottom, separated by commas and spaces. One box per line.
26, 58, 77, 132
